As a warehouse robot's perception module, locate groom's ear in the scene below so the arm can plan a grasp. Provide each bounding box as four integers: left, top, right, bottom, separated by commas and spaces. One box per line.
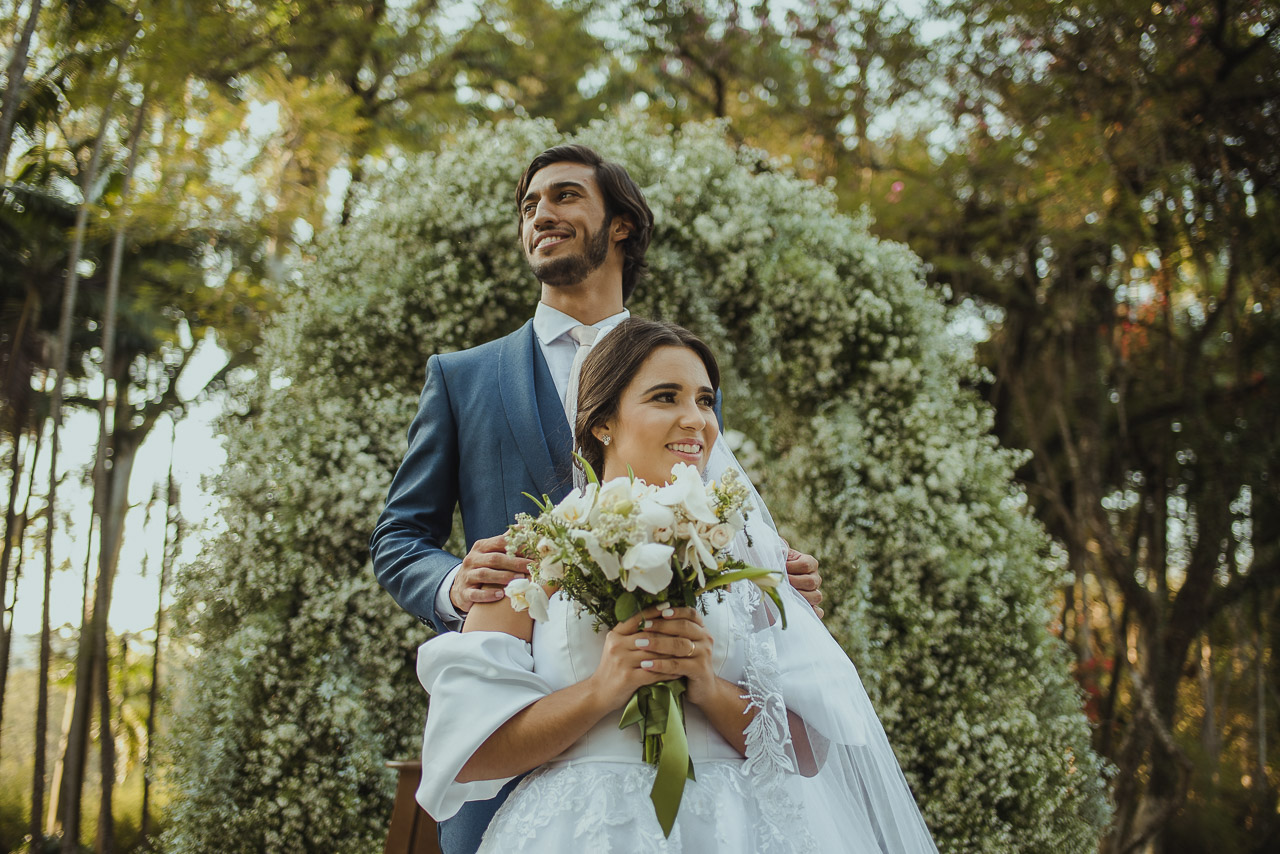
610, 214, 633, 243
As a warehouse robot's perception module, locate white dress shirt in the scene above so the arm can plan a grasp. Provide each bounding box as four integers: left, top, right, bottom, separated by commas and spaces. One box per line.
434, 303, 630, 626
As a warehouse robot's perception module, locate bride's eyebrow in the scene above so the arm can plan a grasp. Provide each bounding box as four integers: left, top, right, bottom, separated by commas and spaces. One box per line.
640, 382, 681, 395
639, 383, 715, 396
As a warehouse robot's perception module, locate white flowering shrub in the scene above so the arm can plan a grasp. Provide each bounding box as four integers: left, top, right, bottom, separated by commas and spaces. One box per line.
166, 117, 1110, 852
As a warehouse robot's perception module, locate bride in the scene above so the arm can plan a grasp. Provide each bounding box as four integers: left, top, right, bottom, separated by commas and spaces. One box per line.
415, 318, 938, 853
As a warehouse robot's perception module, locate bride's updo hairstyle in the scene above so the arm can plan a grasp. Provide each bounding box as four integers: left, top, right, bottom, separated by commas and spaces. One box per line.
574, 317, 720, 478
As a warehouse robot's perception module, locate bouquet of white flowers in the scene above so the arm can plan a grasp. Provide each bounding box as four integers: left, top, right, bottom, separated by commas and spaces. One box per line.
504, 459, 785, 836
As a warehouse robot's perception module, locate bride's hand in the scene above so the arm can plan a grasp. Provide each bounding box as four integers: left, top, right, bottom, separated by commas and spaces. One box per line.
587, 605, 714, 709
625, 605, 717, 705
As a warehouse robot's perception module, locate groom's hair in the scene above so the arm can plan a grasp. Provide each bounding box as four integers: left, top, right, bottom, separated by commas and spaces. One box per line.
574, 318, 720, 477
515, 144, 654, 303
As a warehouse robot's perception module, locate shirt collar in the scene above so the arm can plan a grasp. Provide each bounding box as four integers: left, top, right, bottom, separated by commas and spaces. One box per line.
533, 301, 630, 346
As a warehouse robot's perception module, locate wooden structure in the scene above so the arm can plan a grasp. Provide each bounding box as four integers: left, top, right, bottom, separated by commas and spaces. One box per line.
384, 760, 442, 854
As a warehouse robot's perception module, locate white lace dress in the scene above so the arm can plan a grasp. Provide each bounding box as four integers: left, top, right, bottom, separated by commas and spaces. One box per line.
415, 582, 939, 853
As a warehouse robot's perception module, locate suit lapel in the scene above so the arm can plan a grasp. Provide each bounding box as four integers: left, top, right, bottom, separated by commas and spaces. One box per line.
535, 346, 574, 502
498, 321, 562, 501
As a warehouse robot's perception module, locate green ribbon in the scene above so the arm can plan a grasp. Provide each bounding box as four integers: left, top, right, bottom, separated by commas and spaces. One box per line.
619, 680, 696, 837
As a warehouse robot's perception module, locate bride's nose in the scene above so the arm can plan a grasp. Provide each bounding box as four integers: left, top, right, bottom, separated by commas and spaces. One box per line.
677, 401, 707, 430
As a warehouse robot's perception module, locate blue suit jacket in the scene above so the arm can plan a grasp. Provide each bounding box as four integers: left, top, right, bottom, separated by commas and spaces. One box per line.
371, 318, 720, 853
372, 320, 575, 633
371, 321, 571, 853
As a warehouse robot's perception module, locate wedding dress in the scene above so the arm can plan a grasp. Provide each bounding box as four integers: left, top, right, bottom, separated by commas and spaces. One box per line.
416, 434, 936, 852
415, 569, 938, 852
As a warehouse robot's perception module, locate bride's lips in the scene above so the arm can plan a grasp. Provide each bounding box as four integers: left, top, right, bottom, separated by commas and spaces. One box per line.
666, 441, 703, 463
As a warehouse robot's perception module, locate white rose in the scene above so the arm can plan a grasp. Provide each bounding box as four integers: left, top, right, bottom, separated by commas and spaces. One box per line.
622, 542, 675, 594
505, 579, 551, 622
536, 537, 555, 558
707, 523, 734, 550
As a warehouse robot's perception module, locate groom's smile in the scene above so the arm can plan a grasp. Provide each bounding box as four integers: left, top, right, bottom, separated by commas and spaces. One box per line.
519, 161, 623, 290
532, 230, 572, 253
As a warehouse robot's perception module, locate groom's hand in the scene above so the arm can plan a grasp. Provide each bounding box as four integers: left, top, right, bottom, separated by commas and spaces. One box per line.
785, 549, 824, 619
452, 534, 531, 614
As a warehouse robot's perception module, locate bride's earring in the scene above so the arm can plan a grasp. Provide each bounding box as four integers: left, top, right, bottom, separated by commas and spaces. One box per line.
601, 435, 612, 446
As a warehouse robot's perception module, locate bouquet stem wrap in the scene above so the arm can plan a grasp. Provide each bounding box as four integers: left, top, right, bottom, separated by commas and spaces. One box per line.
618, 679, 697, 837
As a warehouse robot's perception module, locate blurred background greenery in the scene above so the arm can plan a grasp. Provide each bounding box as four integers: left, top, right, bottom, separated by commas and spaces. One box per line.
0, 0, 1275, 851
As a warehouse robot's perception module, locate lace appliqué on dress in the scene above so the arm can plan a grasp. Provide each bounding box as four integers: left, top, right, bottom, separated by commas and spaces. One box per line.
732, 584, 796, 786
729, 585, 816, 851
478, 761, 812, 854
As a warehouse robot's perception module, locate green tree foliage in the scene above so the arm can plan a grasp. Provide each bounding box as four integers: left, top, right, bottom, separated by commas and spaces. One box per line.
168, 117, 1110, 852
854, 3, 1280, 850
594, 3, 1278, 848
3, 0, 612, 845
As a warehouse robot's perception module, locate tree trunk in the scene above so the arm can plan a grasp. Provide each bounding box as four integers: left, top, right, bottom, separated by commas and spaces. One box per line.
0, 406, 29, 761
31, 561, 57, 854
64, 377, 140, 851
86, 96, 145, 854
139, 423, 179, 849
1, 281, 38, 757
1255, 598, 1267, 799
0, 0, 45, 177
56, 51, 129, 851
44, 677, 74, 839
94, 641, 116, 854
26, 417, 49, 853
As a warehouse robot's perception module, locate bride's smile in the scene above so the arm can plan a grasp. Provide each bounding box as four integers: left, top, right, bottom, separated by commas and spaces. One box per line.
594, 345, 720, 485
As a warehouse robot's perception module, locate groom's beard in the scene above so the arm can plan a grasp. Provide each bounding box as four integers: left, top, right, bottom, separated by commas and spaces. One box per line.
531, 224, 611, 288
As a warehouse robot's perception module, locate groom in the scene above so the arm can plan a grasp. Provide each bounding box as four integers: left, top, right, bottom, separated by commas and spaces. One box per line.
370, 144, 823, 854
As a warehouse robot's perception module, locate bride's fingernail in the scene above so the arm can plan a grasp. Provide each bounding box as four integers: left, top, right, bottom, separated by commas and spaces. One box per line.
641, 660, 655, 669
635, 638, 650, 648
640, 619, 650, 629
656, 602, 670, 609
661, 608, 675, 618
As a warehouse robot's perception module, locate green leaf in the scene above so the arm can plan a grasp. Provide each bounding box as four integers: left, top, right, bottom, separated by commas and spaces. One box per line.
615, 591, 640, 623
574, 451, 600, 485
522, 491, 552, 513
